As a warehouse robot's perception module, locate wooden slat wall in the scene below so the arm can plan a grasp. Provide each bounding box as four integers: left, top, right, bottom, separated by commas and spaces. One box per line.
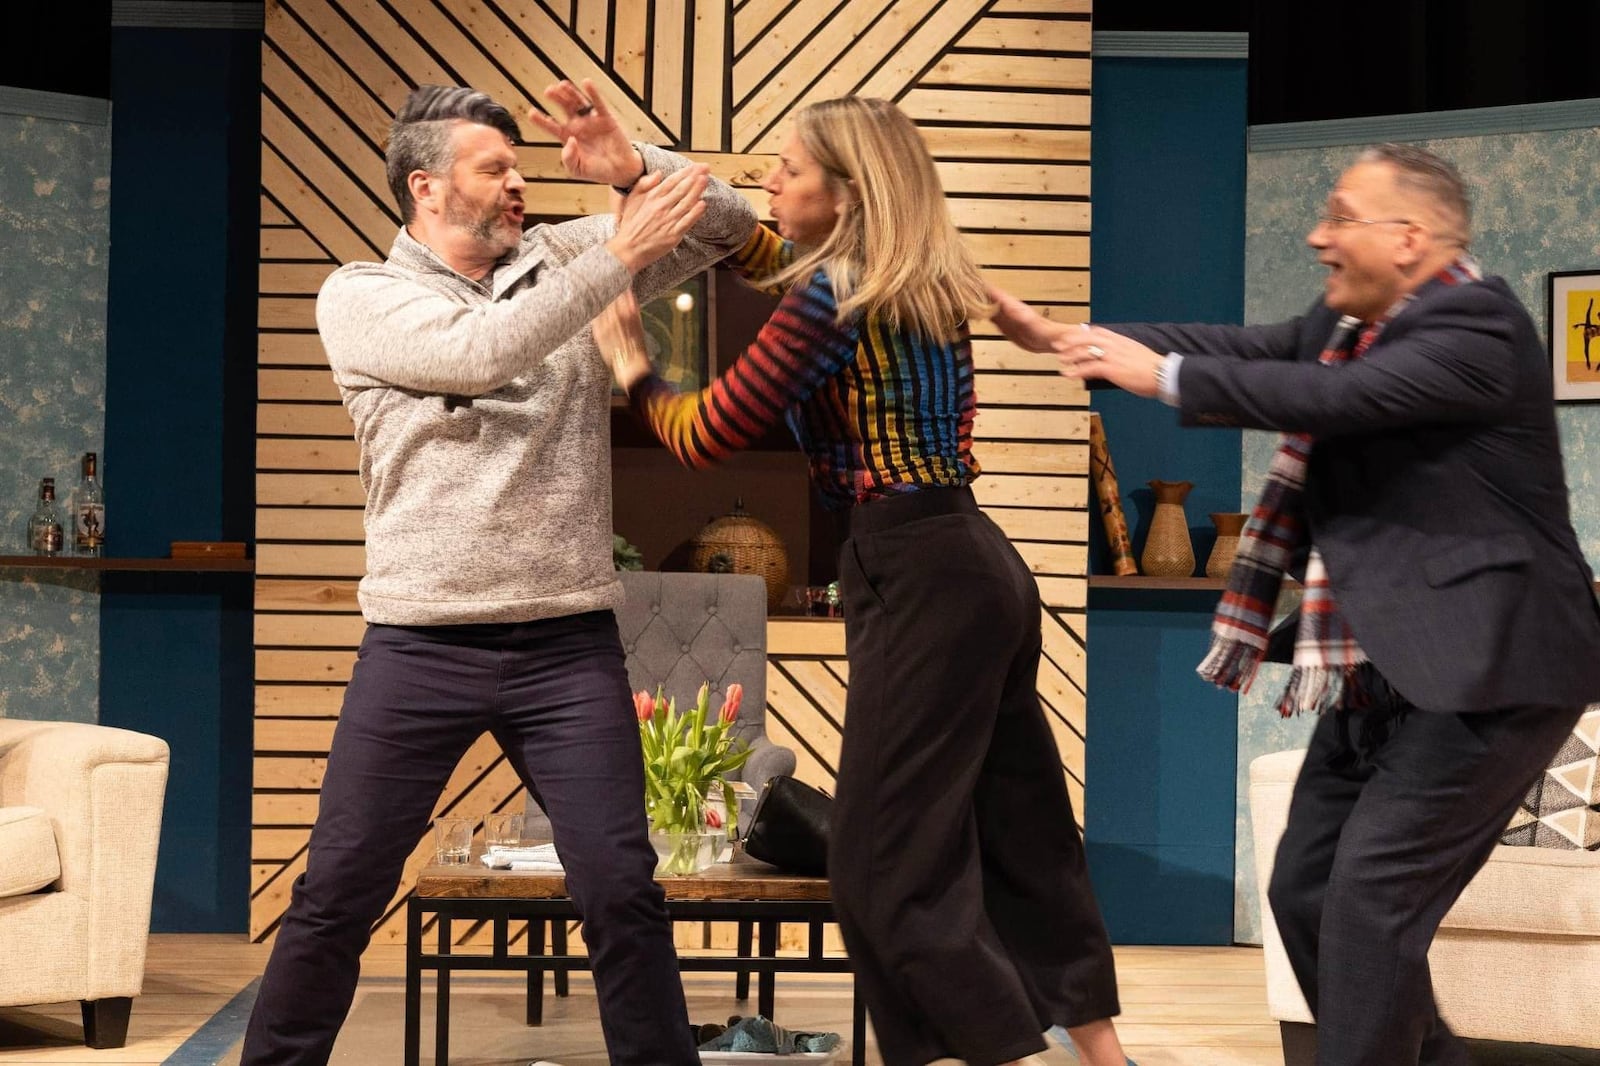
255, 0, 1093, 944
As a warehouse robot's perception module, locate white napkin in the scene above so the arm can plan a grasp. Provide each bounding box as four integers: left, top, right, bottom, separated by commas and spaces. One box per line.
481, 843, 564, 872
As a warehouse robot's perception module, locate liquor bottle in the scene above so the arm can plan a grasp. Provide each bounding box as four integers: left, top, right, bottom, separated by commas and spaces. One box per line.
28, 478, 64, 556
74, 451, 105, 556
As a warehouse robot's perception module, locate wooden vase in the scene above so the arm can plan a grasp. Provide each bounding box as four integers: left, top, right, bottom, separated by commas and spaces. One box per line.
1205, 512, 1250, 579
1141, 480, 1195, 577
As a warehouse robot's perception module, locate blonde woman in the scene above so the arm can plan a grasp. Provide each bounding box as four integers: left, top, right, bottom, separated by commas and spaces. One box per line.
595, 97, 1130, 1066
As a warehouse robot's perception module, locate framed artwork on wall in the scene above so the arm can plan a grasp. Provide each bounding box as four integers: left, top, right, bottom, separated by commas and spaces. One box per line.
1548, 270, 1600, 402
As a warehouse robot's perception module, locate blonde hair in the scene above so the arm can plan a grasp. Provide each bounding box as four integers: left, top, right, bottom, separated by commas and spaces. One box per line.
768, 97, 993, 344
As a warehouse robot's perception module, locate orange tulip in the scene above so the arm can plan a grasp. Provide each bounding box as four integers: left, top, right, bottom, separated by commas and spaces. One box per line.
634, 689, 655, 722
719, 683, 743, 724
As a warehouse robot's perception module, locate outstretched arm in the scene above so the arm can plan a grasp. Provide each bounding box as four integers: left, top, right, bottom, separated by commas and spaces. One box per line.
596, 273, 861, 468
1055, 312, 1315, 402
1061, 291, 1517, 434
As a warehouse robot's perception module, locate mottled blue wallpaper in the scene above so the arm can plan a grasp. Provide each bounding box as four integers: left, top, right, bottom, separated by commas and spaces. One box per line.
0, 104, 111, 722
1234, 125, 1600, 941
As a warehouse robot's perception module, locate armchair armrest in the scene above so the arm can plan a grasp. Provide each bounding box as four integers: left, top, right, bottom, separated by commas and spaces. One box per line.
1248, 748, 1311, 1023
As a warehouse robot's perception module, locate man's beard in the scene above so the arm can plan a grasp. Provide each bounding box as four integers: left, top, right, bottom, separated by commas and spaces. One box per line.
444, 192, 520, 252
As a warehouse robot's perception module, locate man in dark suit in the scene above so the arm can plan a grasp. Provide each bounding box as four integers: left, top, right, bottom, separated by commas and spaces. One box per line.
994, 143, 1600, 1066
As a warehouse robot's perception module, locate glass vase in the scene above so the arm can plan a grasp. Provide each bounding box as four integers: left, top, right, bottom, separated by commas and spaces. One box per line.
645, 793, 718, 876
648, 827, 718, 876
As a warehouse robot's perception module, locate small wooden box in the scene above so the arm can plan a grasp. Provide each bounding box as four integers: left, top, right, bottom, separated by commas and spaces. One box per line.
169, 541, 247, 559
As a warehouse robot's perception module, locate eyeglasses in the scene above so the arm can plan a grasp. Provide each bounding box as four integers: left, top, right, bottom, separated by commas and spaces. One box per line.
1316, 213, 1413, 229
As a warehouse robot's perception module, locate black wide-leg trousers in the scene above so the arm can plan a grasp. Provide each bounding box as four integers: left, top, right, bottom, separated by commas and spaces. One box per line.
240, 611, 697, 1066
1268, 698, 1586, 1066
831, 487, 1120, 1066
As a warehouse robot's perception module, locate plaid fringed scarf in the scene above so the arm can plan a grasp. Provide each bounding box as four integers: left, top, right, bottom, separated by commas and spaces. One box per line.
1197, 256, 1484, 716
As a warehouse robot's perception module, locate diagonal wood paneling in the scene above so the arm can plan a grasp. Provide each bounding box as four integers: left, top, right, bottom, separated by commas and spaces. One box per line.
690, 0, 729, 150
651, 0, 689, 138
487, 0, 672, 141
256, 0, 1093, 942
732, 0, 894, 108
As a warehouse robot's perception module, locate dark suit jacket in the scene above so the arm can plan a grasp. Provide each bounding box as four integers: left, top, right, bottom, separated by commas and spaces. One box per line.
1116, 276, 1600, 713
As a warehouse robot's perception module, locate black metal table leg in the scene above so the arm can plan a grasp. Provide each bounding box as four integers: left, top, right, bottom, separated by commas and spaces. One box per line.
851, 985, 866, 1066
526, 918, 545, 1026
757, 919, 778, 1020
435, 915, 452, 1066
734, 919, 753, 1000
404, 897, 422, 1066
553, 920, 569, 996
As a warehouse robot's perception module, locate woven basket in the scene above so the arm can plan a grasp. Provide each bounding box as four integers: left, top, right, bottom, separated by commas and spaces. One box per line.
691, 501, 790, 610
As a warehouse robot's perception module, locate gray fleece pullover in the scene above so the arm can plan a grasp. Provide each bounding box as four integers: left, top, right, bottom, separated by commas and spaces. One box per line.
316, 145, 757, 625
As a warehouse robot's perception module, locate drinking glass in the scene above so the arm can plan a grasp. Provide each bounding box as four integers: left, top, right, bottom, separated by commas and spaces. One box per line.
433, 816, 474, 865
484, 811, 524, 852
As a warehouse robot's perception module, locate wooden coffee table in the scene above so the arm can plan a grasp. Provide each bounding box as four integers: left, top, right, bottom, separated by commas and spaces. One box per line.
405, 855, 863, 1066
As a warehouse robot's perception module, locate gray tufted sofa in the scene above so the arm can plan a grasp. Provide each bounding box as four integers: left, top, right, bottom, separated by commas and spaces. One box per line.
524, 570, 796, 837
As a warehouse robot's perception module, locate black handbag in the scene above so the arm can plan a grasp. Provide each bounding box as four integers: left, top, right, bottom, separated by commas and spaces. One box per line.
742, 775, 832, 876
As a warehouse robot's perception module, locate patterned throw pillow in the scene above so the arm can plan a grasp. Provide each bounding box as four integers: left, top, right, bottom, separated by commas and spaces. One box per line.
1501, 705, 1600, 849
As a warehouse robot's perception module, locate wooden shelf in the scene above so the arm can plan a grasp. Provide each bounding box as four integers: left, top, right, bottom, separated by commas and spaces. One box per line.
0, 555, 254, 572
1088, 575, 1224, 591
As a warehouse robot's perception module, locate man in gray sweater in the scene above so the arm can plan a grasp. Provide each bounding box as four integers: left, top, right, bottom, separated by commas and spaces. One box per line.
241, 83, 758, 1066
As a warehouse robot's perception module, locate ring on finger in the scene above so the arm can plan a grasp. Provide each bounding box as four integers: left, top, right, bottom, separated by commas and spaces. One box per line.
575, 102, 595, 116
1086, 344, 1106, 359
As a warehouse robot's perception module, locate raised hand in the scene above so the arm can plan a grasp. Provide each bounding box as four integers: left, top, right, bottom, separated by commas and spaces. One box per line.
593, 287, 653, 394
527, 79, 644, 189
603, 165, 710, 273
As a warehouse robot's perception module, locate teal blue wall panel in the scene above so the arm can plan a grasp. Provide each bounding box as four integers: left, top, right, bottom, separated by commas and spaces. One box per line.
100, 576, 251, 923
1087, 590, 1239, 944
100, 27, 258, 932
0, 101, 110, 722
1086, 57, 1247, 944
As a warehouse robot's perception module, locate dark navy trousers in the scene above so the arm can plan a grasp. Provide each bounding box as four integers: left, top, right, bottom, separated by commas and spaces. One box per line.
240, 610, 697, 1066
1268, 698, 1586, 1066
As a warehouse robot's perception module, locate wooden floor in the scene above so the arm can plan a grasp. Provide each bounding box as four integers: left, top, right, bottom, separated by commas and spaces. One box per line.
0, 937, 1282, 1065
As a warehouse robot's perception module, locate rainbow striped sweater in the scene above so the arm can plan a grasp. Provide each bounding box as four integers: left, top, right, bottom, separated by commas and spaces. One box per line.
630, 224, 981, 509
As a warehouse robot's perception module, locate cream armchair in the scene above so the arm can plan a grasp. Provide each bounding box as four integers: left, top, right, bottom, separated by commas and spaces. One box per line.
0, 720, 170, 1048
1250, 748, 1600, 1063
